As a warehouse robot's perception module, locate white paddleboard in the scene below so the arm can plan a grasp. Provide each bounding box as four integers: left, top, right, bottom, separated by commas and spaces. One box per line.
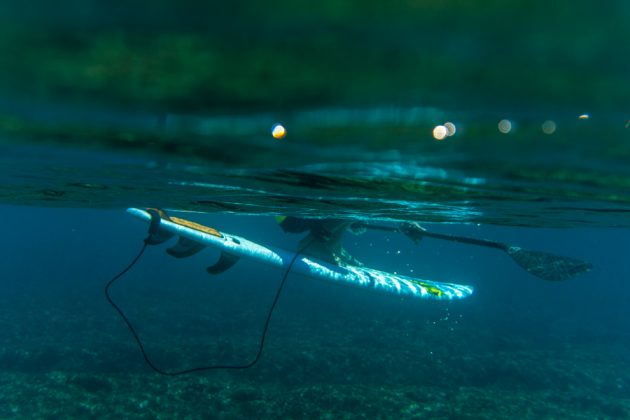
127, 208, 474, 301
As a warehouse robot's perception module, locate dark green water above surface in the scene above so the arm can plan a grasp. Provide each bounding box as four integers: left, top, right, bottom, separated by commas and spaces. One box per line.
3, 106, 629, 228
1, 0, 630, 228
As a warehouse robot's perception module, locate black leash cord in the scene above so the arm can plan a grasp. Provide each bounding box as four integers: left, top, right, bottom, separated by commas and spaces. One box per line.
105, 230, 306, 376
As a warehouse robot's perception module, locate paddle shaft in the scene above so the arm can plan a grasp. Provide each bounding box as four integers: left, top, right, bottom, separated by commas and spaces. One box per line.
416, 230, 508, 250
362, 223, 508, 251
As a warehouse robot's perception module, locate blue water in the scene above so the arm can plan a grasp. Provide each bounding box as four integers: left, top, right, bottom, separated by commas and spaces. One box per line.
2, 1, 630, 417
2, 204, 629, 418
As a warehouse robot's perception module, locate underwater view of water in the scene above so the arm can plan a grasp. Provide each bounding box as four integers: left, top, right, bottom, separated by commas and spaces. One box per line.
2, 1, 630, 419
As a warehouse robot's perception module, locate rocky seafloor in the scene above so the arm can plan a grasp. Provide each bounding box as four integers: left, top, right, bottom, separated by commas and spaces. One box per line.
1, 288, 629, 420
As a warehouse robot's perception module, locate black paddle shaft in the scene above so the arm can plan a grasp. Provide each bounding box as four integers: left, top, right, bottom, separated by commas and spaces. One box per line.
419, 231, 508, 250
361, 223, 508, 250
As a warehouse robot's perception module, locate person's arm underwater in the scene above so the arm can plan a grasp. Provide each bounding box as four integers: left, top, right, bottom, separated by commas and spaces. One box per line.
397, 222, 427, 244
351, 221, 426, 244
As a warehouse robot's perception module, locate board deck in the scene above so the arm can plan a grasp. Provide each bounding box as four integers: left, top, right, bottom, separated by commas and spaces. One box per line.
127, 208, 474, 301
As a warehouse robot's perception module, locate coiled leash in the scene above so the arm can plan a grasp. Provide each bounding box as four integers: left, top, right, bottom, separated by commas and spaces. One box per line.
105, 209, 306, 375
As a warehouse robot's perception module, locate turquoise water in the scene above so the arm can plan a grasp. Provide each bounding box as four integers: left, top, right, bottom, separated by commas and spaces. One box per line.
2, 2, 630, 418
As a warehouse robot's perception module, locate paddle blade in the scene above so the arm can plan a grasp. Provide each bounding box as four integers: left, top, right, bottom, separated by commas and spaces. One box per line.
507, 246, 592, 281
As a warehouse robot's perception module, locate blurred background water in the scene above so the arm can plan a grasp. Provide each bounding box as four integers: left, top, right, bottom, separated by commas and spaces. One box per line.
1, 1, 629, 418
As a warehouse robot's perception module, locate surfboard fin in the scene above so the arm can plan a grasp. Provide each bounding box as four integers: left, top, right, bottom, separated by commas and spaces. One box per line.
145, 231, 174, 245
207, 252, 240, 275
166, 237, 206, 258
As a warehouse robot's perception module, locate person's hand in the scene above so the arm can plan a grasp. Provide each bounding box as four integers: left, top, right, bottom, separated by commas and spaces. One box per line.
348, 222, 368, 235
399, 221, 426, 244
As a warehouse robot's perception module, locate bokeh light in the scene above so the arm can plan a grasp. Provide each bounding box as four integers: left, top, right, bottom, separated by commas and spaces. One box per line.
432, 125, 448, 140
542, 120, 556, 134
271, 123, 286, 139
444, 122, 457, 136
498, 119, 512, 134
